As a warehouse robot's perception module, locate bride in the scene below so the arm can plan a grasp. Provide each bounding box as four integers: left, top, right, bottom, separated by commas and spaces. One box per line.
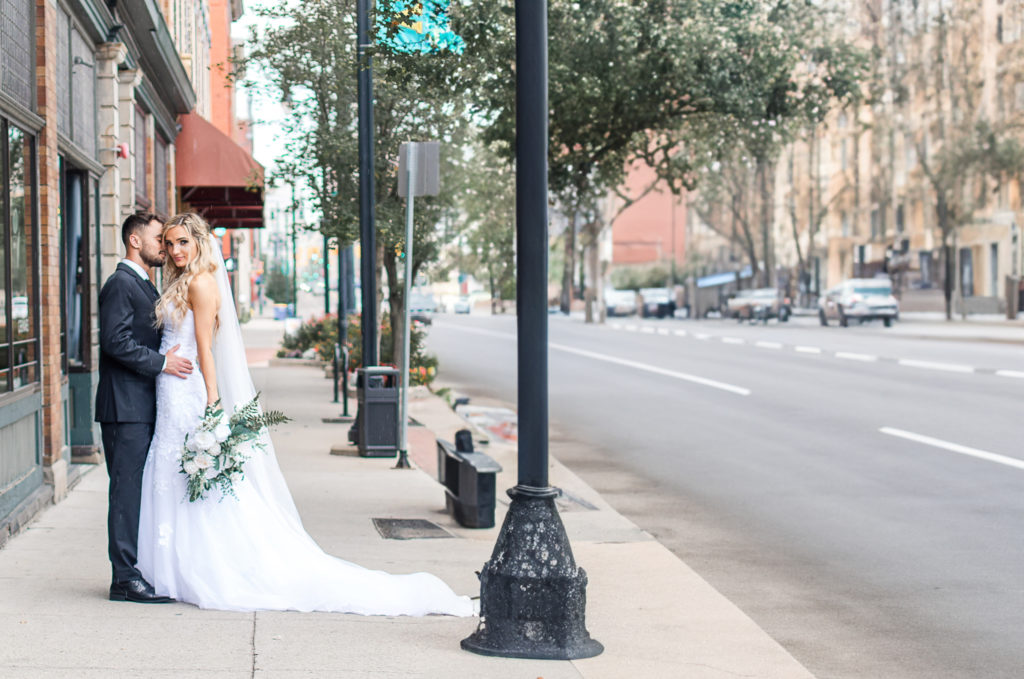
136, 212, 473, 616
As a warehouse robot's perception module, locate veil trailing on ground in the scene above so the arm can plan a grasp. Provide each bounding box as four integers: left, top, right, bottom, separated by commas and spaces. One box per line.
209, 237, 302, 525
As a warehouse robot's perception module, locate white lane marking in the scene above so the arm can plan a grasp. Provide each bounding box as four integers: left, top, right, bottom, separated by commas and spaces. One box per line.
755, 341, 782, 349
795, 346, 822, 354
880, 427, 1024, 471
641, 326, 656, 334
657, 328, 670, 336
996, 370, 1024, 379
440, 324, 751, 396
624, 324, 638, 332
610, 323, 623, 330
694, 333, 711, 340
898, 359, 974, 374
673, 330, 688, 337
549, 342, 751, 396
722, 337, 745, 345
836, 352, 878, 362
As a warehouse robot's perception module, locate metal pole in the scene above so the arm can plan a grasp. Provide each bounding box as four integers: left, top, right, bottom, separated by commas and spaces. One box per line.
462, 0, 601, 660
291, 182, 298, 318
323, 234, 331, 317
357, 0, 377, 367
339, 245, 351, 418
395, 145, 415, 470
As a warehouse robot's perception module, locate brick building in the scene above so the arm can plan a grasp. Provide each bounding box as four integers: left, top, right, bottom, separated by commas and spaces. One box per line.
0, 0, 261, 542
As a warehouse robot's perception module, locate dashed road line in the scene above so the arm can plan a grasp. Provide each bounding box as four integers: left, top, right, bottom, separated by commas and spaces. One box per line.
694, 333, 711, 340
897, 359, 974, 374
755, 341, 783, 349
640, 327, 656, 335
549, 342, 752, 396
624, 324, 638, 332
657, 328, 670, 336
996, 370, 1024, 379
836, 352, 878, 362
722, 337, 745, 345
795, 346, 823, 354
880, 427, 1024, 471
673, 330, 688, 337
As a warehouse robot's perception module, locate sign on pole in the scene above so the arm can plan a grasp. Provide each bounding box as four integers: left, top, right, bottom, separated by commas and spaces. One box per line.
398, 141, 440, 198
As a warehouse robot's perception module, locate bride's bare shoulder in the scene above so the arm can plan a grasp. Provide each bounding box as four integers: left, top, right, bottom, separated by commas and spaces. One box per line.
187, 272, 221, 306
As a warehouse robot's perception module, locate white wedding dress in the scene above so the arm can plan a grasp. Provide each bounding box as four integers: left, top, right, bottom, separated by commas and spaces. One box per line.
136, 265, 472, 616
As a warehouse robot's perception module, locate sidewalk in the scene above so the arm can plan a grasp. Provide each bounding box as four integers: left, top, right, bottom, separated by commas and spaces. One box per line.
0, 320, 815, 678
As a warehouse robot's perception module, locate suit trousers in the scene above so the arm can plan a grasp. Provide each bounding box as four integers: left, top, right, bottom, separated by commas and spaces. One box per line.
101, 422, 155, 582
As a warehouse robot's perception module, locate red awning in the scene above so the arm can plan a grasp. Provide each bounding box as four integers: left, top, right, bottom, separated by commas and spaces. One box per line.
176, 112, 265, 228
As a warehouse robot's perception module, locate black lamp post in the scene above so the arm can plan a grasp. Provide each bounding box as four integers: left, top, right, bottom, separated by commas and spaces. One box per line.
461, 0, 602, 660
357, 0, 377, 367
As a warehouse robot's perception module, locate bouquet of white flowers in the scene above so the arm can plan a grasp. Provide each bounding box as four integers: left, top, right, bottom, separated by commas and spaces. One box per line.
179, 394, 290, 502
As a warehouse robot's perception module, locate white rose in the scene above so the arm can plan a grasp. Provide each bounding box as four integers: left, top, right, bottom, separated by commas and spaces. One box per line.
193, 453, 212, 470
183, 460, 200, 476
193, 430, 217, 451
185, 435, 200, 453
203, 466, 219, 480
214, 423, 232, 443
207, 443, 221, 458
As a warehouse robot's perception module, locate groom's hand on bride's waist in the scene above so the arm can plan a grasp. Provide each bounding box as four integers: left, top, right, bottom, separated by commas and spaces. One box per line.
163, 344, 194, 379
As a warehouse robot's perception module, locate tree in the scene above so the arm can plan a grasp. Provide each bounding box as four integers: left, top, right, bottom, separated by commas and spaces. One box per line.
454, 0, 865, 320
246, 0, 471, 361
449, 138, 517, 312
908, 5, 1024, 319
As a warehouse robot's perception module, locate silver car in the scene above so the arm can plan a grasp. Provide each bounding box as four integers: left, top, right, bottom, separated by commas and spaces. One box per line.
819, 279, 899, 327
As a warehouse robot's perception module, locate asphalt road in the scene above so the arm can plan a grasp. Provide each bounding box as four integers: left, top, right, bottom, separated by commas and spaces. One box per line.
425, 312, 1024, 679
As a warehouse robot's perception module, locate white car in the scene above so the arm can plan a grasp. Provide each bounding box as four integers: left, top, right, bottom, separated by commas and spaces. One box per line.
453, 296, 472, 314
605, 289, 637, 317
819, 279, 899, 327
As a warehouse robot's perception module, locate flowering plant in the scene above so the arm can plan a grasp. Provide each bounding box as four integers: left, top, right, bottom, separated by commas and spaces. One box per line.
179, 394, 290, 502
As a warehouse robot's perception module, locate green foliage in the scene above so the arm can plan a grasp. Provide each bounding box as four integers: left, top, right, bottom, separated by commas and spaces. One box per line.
610, 264, 672, 291
277, 314, 338, 360
447, 138, 516, 306
345, 313, 437, 385
246, 0, 473, 351
264, 266, 294, 305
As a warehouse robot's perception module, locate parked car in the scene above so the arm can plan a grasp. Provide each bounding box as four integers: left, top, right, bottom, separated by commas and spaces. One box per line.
819, 278, 899, 327
605, 288, 638, 317
453, 296, 472, 314
408, 293, 436, 325
639, 288, 675, 318
727, 288, 791, 323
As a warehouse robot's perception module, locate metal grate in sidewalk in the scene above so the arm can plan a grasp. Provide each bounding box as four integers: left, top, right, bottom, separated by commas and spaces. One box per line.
372, 518, 455, 540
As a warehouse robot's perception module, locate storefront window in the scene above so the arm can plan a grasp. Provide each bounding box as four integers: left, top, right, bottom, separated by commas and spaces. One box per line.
1, 122, 39, 392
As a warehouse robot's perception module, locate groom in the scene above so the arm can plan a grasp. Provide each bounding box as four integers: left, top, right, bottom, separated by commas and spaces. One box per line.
95, 212, 193, 603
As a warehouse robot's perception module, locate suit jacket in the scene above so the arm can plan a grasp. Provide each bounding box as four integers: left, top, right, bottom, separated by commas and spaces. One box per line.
94, 263, 165, 423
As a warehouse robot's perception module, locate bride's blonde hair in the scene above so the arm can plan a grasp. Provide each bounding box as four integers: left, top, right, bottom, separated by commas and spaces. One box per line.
155, 212, 219, 327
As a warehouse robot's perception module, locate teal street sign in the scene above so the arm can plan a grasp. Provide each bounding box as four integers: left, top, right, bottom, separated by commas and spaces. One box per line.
377, 0, 465, 55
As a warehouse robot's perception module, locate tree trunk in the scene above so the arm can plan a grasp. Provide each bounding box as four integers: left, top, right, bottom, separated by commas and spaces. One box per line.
758, 159, 773, 288
560, 211, 577, 313
938, 195, 953, 321
383, 245, 403, 367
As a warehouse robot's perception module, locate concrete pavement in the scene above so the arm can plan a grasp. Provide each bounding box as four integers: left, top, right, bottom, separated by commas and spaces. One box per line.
0, 316, 816, 678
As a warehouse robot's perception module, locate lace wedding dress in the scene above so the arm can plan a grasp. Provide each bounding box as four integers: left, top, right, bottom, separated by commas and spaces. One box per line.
136, 262, 472, 617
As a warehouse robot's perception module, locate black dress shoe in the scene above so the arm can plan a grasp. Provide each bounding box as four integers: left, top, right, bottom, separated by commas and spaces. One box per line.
110, 578, 174, 603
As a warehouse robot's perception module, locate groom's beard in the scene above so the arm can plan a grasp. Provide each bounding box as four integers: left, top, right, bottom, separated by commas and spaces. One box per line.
141, 251, 166, 268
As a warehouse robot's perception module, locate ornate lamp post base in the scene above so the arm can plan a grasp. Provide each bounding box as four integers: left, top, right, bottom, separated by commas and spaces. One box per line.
461, 486, 603, 660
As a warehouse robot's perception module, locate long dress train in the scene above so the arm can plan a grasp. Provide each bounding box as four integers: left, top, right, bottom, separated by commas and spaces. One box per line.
136, 306, 472, 616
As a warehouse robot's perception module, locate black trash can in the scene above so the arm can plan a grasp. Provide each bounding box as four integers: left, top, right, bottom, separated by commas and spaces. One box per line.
356, 366, 399, 458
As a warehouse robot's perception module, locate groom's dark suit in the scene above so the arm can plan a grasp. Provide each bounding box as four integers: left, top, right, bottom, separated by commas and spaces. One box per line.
95, 262, 165, 582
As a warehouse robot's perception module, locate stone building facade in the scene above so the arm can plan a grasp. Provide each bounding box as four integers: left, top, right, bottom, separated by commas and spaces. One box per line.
1, 0, 260, 542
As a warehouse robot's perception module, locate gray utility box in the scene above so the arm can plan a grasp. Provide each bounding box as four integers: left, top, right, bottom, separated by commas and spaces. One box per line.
355, 366, 399, 458
436, 430, 502, 528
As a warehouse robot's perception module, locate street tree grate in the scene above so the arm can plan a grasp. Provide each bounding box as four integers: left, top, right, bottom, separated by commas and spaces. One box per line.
372, 518, 455, 540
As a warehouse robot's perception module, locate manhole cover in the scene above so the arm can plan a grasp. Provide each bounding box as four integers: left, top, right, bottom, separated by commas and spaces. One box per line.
372, 518, 455, 540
